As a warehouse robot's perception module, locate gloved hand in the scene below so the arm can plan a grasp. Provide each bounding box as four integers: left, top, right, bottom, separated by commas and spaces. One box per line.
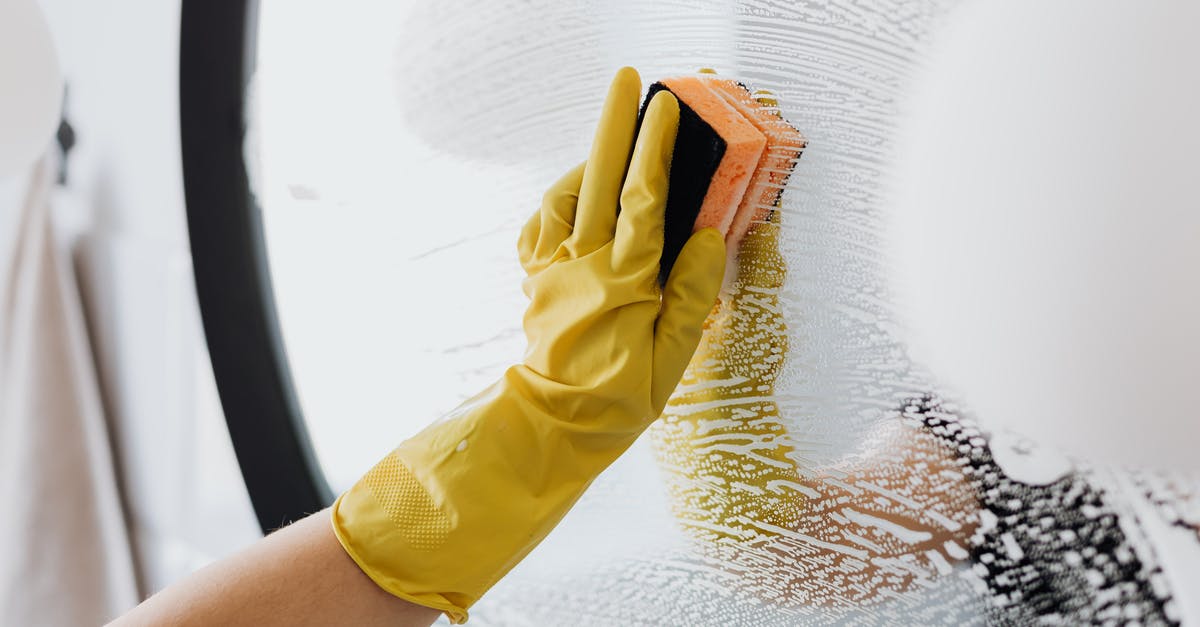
331, 67, 726, 624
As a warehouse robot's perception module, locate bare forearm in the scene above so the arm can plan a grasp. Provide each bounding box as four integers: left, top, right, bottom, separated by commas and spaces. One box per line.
109, 509, 439, 627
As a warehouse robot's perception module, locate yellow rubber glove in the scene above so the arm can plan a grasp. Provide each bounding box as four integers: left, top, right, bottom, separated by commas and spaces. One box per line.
331, 67, 726, 624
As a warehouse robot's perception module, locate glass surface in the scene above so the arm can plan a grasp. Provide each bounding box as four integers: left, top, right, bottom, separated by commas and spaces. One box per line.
249, 1, 1198, 624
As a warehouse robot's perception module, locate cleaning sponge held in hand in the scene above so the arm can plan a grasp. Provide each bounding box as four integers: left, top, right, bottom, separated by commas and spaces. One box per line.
641, 74, 805, 280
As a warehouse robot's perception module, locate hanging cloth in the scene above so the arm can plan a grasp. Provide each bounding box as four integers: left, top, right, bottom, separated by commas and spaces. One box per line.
0, 155, 139, 625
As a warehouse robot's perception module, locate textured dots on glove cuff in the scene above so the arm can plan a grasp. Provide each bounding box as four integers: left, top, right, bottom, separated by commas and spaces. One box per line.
364, 452, 451, 551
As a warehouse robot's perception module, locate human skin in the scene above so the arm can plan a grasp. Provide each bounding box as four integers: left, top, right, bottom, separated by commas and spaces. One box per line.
108, 509, 439, 627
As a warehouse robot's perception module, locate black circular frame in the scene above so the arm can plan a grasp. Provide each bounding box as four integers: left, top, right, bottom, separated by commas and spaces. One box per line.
180, 0, 333, 532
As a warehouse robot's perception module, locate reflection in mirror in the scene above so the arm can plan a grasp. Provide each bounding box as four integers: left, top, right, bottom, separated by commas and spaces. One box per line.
249, 0, 1197, 624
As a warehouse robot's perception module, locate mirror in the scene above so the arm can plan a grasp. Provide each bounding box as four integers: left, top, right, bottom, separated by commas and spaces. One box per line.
223, 0, 1197, 623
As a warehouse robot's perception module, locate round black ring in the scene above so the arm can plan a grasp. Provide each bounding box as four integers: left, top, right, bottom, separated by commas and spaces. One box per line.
180, 0, 333, 533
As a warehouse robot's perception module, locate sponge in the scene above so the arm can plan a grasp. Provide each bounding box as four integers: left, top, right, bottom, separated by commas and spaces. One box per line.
640, 75, 803, 282
641, 81, 724, 283
705, 79, 806, 248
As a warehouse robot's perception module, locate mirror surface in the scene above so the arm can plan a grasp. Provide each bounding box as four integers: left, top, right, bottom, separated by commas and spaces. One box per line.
249, 1, 1197, 623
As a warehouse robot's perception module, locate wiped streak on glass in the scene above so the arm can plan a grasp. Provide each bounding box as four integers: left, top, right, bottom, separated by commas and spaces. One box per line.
252, 0, 1194, 624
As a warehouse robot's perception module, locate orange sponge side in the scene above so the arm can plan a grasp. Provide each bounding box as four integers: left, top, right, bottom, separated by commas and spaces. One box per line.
660, 76, 767, 237
705, 78, 807, 248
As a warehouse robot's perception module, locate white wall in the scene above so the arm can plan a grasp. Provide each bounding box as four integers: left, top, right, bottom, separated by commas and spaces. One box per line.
36, 0, 261, 597
890, 0, 1200, 469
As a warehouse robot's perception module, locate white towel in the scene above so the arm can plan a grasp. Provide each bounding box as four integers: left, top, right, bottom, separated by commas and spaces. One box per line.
0, 156, 139, 625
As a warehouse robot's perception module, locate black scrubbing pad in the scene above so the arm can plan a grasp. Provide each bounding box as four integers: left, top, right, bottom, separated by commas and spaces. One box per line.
638, 82, 726, 284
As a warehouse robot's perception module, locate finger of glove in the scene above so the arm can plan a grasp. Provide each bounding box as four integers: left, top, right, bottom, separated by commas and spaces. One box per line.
531, 162, 586, 270
613, 90, 679, 277
651, 228, 726, 410
565, 67, 641, 257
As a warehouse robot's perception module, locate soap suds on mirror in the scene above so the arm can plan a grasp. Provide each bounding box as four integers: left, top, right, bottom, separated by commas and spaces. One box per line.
249, 0, 1198, 624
